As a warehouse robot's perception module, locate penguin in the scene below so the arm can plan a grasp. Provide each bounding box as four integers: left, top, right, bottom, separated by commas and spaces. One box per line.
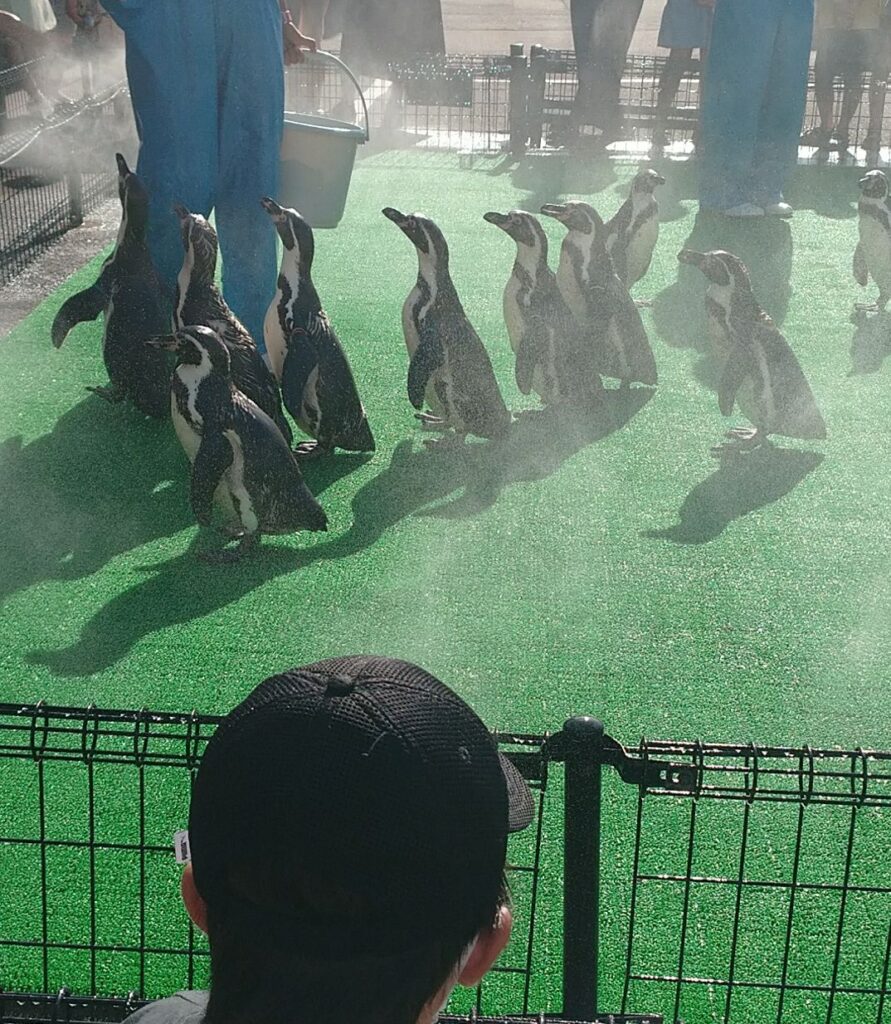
51, 153, 171, 418
382, 208, 511, 444
604, 168, 665, 299
483, 208, 603, 408
172, 205, 293, 446
853, 170, 891, 312
261, 198, 374, 458
146, 325, 327, 562
678, 249, 827, 455
540, 201, 657, 388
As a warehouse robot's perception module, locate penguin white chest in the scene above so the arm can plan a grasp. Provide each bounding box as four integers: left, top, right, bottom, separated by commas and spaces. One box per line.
263, 289, 288, 381
222, 429, 259, 534
503, 274, 528, 353
626, 213, 658, 286
557, 247, 587, 323
860, 213, 891, 290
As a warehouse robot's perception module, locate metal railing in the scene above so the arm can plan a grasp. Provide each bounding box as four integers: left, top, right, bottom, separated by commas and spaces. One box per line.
1, 702, 889, 1024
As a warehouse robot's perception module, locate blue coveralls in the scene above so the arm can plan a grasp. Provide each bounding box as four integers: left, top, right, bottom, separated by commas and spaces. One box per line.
103, 0, 283, 347
699, 0, 814, 212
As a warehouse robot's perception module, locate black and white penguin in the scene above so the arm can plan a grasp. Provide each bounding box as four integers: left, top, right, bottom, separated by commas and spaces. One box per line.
261, 198, 374, 458
51, 153, 171, 418
604, 168, 665, 298
172, 205, 293, 446
678, 249, 827, 455
541, 200, 657, 388
147, 325, 327, 561
853, 170, 891, 312
483, 208, 603, 408
382, 207, 511, 443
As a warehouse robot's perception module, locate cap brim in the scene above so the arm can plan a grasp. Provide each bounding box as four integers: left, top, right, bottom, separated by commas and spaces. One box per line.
499, 752, 534, 832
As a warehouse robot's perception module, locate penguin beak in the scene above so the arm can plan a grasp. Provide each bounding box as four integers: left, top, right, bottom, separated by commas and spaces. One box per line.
382, 207, 407, 226
652, 172, 666, 186
483, 211, 511, 230
540, 203, 568, 222
261, 196, 286, 220
145, 334, 179, 352
172, 203, 191, 222
115, 152, 131, 178
677, 248, 706, 267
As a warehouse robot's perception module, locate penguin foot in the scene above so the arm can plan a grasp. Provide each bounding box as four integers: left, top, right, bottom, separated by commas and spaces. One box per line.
633, 298, 653, 308
710, 428, 767, 458
855, 301, 887, 313
217, 522, 246, 540
423, 432, 466, 451
293, 440, 332, 460
415, 412, 450, 432
86, 384, 125, 404
199, 532, 259, 563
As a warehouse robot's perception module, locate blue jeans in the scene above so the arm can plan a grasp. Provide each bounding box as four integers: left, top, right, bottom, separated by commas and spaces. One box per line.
104, 0, 283, 347
699, 0, 814, 211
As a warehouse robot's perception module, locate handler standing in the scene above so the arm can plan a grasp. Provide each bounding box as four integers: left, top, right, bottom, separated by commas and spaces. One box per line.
698, 0, 814, 218
66, 0, 315, 346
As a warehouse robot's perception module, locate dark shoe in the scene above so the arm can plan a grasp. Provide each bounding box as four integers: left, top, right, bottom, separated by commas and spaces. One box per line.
800, 125, 831, 149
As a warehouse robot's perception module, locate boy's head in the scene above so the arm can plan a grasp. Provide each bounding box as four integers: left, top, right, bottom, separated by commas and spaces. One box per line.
181, 655, 533, 1024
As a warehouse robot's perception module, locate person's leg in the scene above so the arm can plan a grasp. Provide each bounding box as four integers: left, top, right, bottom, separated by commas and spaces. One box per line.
812, 33, 837, 135
864, 26, 889, 153
213, 0, 283, 346
698, 0, 782, 212
749, 0, 814, 208
655, 47, 692, 147
583, 0, 644, 138
569, 0, 600, 63
106, 0, 217, 298
836, 32, 869, 147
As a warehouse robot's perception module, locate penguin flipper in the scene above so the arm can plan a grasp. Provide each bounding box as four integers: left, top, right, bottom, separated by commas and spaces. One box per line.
515, 328, 538, 396
853, 242, 869, 287
51, 285, 106, 348
191, 432, 233, 527
718, 347, 752, 418
407, 337, 444, 410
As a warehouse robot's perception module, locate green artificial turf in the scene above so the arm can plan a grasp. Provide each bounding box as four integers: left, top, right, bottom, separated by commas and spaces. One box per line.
1, 152, 890, 1022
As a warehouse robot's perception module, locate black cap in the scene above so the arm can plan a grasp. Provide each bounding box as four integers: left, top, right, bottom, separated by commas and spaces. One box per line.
188, 655, 533, 956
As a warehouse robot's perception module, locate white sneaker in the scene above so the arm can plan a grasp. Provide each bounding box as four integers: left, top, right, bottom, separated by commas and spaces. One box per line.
763, 202, 794, 218
723, 203, 765, 218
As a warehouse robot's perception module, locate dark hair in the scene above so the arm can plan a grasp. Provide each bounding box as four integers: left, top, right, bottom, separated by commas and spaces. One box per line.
202, 862, 509, 1024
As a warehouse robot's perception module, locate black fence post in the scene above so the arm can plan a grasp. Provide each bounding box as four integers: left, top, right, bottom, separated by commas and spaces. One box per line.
508, 43, 527, 158
527, 44, 548, 150
562, 715, 603, 1021
67, 167, 84, 227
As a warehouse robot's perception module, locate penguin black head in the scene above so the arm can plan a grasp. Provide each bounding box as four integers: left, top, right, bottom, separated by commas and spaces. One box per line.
148, 325, 231, 375
631, 168, 666, 194
859, 169, 888, 199
540, 201, 604, 237
261, 197, 314, 270
678, 248, 752, 292
174, 206, 219, 279
382, 208, 450, 265
483, 209, 548, 255
114, 152, 149, 232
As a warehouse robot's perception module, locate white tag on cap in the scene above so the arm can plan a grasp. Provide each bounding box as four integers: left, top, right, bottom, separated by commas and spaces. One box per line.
174, 829, 191, 864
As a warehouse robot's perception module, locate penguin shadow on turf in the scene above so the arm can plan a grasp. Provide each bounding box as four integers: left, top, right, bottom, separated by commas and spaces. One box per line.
652, 211, 793, 387
644, 447, 824, 545
25, 457, 361, 677
784, 165, 860, 220
0, 398, 189, 607
335, 389, 653, 536
848, 310, 891, 375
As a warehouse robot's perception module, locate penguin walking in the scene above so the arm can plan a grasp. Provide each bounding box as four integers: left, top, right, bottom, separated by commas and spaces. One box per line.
483, 208, 603, 409
604, 168, 665, 303
541, 201, 657, 389
853, 170, 891, 312
382, 208, 511, 444
172, 205, 293, 446
261, 198, 374, 458
147, 326, 327, 562
678, 249, 827, 456
51, 153, 171, 418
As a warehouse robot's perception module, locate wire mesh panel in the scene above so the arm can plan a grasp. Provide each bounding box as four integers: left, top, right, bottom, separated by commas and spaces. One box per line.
616, 741, 891, 1024
0, 59, 128, 286
0, 704, 554, 1016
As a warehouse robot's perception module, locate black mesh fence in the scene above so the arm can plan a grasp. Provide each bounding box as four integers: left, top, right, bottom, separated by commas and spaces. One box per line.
1, 704, 889, 1024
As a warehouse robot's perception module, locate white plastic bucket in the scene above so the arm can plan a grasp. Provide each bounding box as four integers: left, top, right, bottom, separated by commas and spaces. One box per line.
279, 51, 369, 229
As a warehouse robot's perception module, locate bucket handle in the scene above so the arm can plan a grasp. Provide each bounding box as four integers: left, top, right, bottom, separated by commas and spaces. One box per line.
307, 49, 371, 143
